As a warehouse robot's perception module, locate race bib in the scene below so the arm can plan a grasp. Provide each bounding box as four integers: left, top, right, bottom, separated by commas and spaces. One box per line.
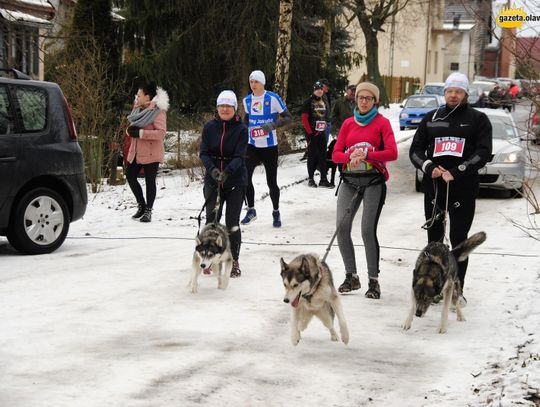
315, 121, 327, 131
251, 127, 268, 139
433, 137, 465, 157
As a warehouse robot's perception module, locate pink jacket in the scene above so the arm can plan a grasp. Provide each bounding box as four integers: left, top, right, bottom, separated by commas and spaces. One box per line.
127, 107, 167, 165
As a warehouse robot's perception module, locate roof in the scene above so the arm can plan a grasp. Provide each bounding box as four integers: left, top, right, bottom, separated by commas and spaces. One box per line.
444, 1, 475, 24
0, 8, 52, 26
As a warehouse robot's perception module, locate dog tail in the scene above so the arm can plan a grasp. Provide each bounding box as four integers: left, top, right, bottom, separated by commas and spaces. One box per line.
451, 232, 486, 262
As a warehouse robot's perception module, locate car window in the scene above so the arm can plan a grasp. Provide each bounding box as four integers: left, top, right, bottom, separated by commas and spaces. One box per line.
405, 97, 437, 108
16, 86, 47, 132
489, 116, 518, 140
0, 86, 16, 135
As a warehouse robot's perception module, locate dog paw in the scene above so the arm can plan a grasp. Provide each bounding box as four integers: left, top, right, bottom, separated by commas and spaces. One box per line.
402, 321, 412, 331
331, 333, 338, 342
437, 326, 447, 334
341, 331, 349, 345
457, 315, 466, 322
291, 332, 301, 346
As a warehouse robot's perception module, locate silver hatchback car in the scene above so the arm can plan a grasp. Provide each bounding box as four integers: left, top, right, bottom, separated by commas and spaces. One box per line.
415, 108, 525, 195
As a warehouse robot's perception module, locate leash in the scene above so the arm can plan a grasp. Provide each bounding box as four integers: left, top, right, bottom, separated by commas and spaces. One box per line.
421, 179, 455, 244
190, 182, 223, 232
322, 173, 385, 263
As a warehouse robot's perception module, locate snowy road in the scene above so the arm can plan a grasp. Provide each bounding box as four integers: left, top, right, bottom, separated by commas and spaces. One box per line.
1, 116, 539, 406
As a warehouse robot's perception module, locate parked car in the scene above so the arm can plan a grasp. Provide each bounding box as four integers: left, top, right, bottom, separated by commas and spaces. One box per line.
419, 82, 445, 96
415, 108, 525, 196
0, 68, 87, 254
531, 104, 540, 145
399, 95, 445, 130
469, 86, 486, 107
472, 80, 497, 97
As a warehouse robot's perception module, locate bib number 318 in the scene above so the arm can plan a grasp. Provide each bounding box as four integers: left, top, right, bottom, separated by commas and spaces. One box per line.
251, 127, 267, 138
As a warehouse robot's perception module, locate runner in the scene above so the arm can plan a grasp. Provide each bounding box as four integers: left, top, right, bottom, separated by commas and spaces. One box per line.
241, 70, 292, 228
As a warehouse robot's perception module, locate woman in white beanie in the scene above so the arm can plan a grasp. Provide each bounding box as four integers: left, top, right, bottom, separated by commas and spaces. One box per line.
332, 82, 398, 299
409, 72, 493, 305
199, 90, 248, 277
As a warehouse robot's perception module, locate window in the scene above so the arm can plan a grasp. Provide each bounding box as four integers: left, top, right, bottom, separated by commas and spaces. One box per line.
16, 87, 47, 132
0, 87, 16, 135
450, 62, 459, 71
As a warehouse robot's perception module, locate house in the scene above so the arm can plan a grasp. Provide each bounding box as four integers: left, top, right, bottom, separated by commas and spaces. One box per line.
0, 0, 55, 80
347, 0, 493, 100
515, 37, 540, 79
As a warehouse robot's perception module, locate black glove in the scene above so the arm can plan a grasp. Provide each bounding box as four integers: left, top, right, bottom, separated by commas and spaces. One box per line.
127, 126, 140, 138
210, 168, 221, 181
217, 171, 228, 183
424, 162, 436, 178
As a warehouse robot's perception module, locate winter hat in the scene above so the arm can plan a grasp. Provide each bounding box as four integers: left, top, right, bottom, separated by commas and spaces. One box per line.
313, 81, 324, 90
216, 90, 238, 110
356, 82, 380, 103
444, 72, 469, 94
249, 70, 266, 85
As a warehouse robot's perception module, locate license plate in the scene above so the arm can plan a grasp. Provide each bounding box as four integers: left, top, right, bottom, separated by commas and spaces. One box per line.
411, 119, 421, 124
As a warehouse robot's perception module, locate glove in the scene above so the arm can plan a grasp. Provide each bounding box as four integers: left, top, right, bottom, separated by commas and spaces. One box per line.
217, 171, 228, 183
261, 123, 274, 134
127, 126, 140, 138
210, 168, 221, 181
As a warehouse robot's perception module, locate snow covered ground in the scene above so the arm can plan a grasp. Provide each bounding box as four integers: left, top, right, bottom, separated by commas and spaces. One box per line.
1, 105, 539, 407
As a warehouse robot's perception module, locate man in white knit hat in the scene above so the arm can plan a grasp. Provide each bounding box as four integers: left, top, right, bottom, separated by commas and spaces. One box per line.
409, 72, 493, 306
241, 70, 292, 228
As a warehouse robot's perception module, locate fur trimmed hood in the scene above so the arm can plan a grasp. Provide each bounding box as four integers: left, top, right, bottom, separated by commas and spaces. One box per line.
152, 87, 169, 112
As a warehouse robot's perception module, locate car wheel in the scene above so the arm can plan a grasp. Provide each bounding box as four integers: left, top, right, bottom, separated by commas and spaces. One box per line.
510, 187, 524, 199
400, 126, 405, 131
7, 188, 70, 255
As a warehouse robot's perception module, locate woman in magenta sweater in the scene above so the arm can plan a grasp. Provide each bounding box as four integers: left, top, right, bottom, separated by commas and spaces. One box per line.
331, 82, 398, 298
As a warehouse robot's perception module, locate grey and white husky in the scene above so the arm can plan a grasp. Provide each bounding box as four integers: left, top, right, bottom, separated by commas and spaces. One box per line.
402, 232, 486, 333
190, 223, 233, 294
280, 254, 349, 346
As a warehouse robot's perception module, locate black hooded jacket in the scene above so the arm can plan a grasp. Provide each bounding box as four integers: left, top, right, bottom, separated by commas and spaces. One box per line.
200, 115, 248, 188
409, 103, 492, 193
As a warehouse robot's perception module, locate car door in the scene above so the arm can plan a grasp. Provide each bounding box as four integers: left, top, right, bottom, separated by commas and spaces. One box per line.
0, 84, 20, 215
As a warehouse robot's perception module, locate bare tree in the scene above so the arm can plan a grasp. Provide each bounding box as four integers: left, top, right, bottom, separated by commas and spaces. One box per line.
347, 0, 412, 106
48, 38, 123, 192
274, 0, 294, 101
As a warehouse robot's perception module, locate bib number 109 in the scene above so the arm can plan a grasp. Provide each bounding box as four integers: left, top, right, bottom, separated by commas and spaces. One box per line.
433, 137, 465, 157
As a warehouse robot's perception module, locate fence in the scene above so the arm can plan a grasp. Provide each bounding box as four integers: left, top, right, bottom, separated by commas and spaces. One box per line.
360, 74, 422, 103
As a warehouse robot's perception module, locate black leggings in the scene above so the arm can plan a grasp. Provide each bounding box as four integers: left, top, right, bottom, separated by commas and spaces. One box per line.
204, 184, 245, 261
306, 133, 328, 180
126, 161, 159, 209
424, 187, 476, 288
245, 145, 280, 210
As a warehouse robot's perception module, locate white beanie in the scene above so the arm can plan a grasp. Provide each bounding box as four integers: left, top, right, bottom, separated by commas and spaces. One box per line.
249, 70, 266, 85
444, 72, 469, 95
216, 90, 238, 110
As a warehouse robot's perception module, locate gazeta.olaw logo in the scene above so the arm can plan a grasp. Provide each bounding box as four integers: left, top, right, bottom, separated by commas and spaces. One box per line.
496, 5, 533, 28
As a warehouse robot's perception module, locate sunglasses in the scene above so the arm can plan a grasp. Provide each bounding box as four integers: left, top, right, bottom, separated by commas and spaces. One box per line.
357, 96, 375, 102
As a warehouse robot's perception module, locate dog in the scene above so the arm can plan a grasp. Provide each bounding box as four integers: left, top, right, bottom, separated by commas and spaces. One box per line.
190, 223, 233, 294
280, 254, 349, 345
402, 231, 486, 333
